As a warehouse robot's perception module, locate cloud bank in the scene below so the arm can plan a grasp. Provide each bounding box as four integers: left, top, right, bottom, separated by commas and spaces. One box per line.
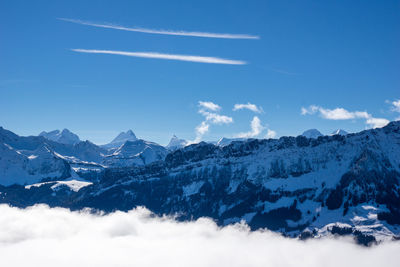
71, 49, 246, 65
301, 105, 389, 128
60, 18, 260, 40
0, 204, 399, 267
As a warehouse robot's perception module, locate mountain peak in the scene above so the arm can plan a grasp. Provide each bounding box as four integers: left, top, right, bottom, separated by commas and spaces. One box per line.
112, 130, 137, 143
331, 129, 348, 136
166, 135, 187, 150
301, 129, 323, 139
102, 130, 138, 149
39, 129, 80, 145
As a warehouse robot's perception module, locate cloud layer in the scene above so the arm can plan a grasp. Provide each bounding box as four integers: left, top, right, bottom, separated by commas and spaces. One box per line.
301, 105, 389, 128
71, 49, 246, 65
60, 18, 260, 39
0, 204, 399, 267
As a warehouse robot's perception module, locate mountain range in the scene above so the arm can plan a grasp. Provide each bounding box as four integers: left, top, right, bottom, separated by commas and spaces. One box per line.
0, 123, 399, 245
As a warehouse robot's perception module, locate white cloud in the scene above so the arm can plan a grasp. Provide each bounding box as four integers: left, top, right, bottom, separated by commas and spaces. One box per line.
265, 129, 277, 139
390, 99, 400, 113
366, 118, 390, 128
233, 103, 263, 113
199, 110, 233, 124
301, 105, 389, 128
199, 101, 221, 111
195, 121, 209, 136
60, 18, 260, 40
193, 101, 233, 142
389, 100, 400, 120
71, 49, 246, 65
301, 106, 369, 120
0, 204, 399, 267
236, 116, 265, 138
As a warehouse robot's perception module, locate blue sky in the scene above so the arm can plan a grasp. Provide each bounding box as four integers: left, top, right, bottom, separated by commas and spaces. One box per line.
1, 0, 399, 145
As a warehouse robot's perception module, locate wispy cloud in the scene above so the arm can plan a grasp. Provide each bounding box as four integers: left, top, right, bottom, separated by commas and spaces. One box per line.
387, 99, 400, 120
199, 110, 233, 124
301, 105, 389, 128
233, 103, 263, 113
59, 18, 260, 40
193, 101, 233, 143
71, 49, 246, 65
301, 105, 369, 120
199, 101, 221, 111
265, 129, 277, 139
235, 116, 265, 138
270, 68, 300, 76
391, 99, 400, 113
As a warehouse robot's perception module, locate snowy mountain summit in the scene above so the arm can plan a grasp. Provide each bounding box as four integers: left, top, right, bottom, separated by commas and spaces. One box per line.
166, 135, 187, 150
301, 129, 323, 139
39, 129, 80, 145
331, 129, 348, 136
103, 130, 137, 149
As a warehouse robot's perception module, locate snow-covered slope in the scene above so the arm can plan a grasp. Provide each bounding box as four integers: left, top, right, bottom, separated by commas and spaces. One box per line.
0, 127, 167, 185
331, 129, 348, 136
39, 129, 80, 145
68, 121, 399, 244
166, 135, 188, 150
103, 139, 168, 167
301, 129, 323, 139
102, 130, 137, 149
0, 142, 70, 185
216, 137, 246, 147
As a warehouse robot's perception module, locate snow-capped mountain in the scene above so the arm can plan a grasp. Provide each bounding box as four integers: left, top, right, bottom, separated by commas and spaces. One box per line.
0, 127, 167, 184
102, 130, 137, 149
166, 135, 188, 150
103, 139, 168, 167
1, 122, 400, 245
331, 129, 348, 136
39, 129, 80, 145
301, 129, 323, 139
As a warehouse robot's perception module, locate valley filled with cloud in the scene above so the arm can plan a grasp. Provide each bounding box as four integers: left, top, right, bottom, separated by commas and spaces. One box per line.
0, 204, 399, 267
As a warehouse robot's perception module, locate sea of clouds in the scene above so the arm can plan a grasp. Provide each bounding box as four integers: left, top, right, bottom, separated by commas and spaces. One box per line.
0, 204, 399, 267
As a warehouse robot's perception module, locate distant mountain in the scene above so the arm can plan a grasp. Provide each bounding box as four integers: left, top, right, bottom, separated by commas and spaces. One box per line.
39, 129, 80, 145
301, 129, 323, 139
0, 127, 167, 184
166, 135, 187, 150
331, 129, 348, 136
103, 139, 168, 167
102, 130, 137, 149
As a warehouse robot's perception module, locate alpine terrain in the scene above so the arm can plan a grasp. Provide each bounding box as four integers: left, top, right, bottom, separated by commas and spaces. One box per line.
1, 122, 400, 246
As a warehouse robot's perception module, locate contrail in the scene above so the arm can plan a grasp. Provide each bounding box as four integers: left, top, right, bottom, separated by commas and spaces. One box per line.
60, 18, 260, 40
71, 49, 247, 65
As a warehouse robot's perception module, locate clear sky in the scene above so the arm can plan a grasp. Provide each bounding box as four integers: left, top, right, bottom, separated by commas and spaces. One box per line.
1, 0, 399, 145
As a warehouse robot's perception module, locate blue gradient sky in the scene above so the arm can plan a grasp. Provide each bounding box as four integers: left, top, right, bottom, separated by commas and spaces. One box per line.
1, 0, 399, 145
